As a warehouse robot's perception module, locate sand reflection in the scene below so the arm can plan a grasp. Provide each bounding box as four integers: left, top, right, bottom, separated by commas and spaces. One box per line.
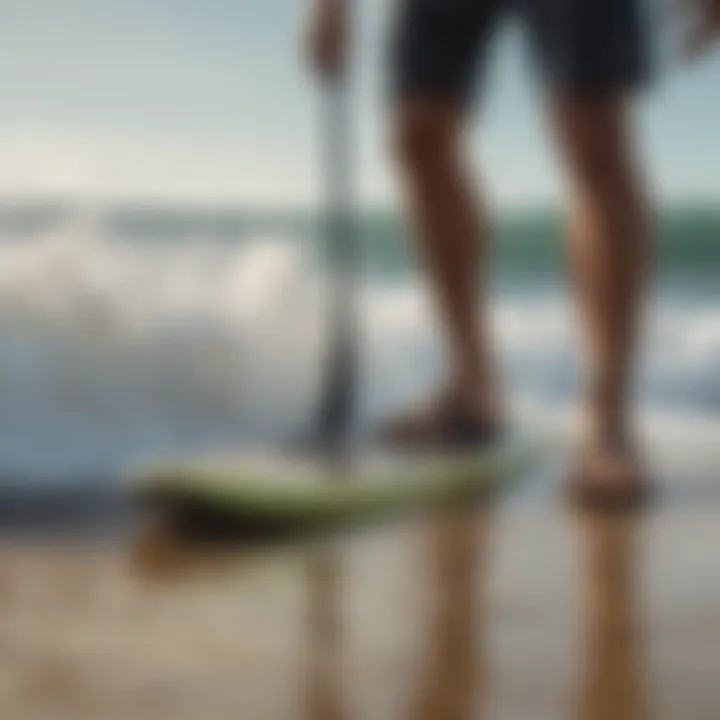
300, 502, 494, 720
128, 500, 654, 720
573, 511, 649, 720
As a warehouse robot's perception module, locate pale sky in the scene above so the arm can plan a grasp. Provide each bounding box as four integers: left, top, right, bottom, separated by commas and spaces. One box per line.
0, 0, 718, 208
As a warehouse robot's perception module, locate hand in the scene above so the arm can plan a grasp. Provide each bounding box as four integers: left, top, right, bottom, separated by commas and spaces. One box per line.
304, 0, 348, 80
682, 0, 720, 58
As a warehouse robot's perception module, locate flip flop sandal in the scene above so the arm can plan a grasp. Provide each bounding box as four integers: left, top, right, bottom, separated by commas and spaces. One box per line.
377, 392, 504, 452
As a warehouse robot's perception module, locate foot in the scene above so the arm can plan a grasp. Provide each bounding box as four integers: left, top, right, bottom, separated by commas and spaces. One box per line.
566, 433, 651, 511
377, 385, 503, 452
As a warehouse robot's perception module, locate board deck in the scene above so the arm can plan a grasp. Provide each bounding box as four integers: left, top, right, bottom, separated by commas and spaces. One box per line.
130, 437, 537, 534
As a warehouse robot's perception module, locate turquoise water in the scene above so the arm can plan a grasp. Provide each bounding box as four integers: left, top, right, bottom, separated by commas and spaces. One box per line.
108, 205, 719, 295
2, 202, 718, 291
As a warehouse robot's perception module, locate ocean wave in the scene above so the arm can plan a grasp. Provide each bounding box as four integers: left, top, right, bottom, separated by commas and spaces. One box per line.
0, 232, 717, 476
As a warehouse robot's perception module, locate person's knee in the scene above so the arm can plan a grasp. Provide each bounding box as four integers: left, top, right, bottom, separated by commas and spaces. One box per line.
570, 139, 633, 197
392, 102, 459, 172
554, 97, 640, 196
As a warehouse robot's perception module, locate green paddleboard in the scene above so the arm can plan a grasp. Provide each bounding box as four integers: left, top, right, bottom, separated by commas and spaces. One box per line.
129, 437, 536, 533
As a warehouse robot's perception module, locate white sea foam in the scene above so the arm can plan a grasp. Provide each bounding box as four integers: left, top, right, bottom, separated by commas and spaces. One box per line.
0, 230, 717, 476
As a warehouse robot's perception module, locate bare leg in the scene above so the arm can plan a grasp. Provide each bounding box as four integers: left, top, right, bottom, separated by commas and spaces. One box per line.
382, 99, 500, 445
551, 93, 652, 499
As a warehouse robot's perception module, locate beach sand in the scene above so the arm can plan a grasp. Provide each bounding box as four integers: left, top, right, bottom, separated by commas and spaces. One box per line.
1, 438, 719, 720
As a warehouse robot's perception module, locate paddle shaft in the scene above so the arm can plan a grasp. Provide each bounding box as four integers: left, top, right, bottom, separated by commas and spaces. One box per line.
314, 70, 358, 454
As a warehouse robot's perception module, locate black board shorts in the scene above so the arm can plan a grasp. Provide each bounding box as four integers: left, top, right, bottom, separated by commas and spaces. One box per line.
390, 0, 651, 105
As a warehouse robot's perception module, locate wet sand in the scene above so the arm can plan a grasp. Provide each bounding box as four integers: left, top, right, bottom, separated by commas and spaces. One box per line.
1, 458, 719, 719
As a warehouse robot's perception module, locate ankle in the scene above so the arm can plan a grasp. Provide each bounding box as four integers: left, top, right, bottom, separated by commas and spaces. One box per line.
447, 375, 502, 421
582, 410, 634, 451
